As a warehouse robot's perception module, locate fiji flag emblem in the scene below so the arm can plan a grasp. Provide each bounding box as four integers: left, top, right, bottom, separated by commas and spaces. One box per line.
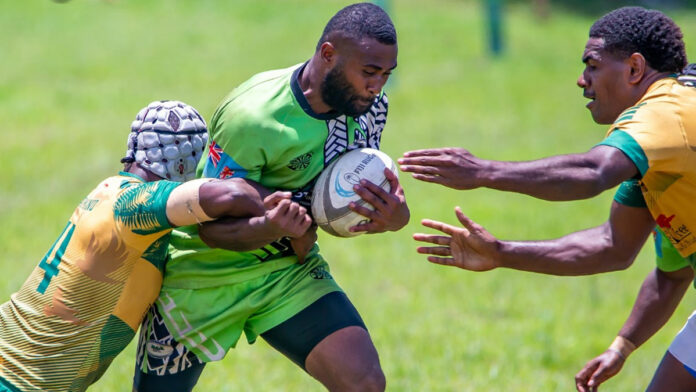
203, 140, 248, 179
208, 141, 225, 168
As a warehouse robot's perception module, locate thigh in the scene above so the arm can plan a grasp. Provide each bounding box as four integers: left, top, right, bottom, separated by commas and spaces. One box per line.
647, 351, 696, 392
133, 305, 207, 392
261, 291, 383, 391
260, 291, 367, 369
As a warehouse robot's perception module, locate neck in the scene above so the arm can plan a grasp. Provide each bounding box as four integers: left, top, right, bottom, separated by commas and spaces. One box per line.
300, 56, 333, 114
124, 163, 162, 182
638, 69, 673, 94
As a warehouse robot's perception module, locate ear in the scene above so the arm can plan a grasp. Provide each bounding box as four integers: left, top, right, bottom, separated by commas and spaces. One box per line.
319, 42, 337, 65
627, 53, 646, 85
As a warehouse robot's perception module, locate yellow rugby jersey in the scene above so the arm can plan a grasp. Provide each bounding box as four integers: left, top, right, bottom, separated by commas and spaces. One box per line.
599, 77, 696, 257
0, 172, 179, 392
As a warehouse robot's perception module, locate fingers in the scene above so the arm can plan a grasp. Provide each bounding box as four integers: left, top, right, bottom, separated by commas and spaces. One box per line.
587, 361, 614, 391
575, 360, 600, 392
398, 164, 441, 175
384, 168, 401, 195
413, 233, 452, 246
410, 173, 448, 185
421, 219, 459, 236
416, 246, 451, 256
455, 207, 476, 232
350, 220, 381, 233
263, 191, 292, 209
426, 256, 456, 266
400, 148, 447, 158
349, 202, 376, 220
267, 199, 312, 237
353, 180, 389, 212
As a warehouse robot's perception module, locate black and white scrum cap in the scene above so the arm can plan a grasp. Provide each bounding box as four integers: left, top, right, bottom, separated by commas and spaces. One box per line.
123, 100, 208, 181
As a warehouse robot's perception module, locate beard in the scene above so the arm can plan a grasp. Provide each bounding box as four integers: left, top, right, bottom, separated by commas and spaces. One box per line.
320, 66, 374, 117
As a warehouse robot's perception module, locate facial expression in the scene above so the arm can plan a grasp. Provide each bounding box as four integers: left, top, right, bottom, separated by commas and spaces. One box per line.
577, 37, 635, 124
321, 37, 397, 117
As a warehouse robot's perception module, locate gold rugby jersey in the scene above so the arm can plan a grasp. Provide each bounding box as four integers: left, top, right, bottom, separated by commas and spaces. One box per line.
599, 77, 696, 257
0, 172, 179, 392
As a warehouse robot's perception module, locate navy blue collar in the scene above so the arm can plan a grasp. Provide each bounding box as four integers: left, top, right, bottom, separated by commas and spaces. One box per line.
290, 62, 342, 120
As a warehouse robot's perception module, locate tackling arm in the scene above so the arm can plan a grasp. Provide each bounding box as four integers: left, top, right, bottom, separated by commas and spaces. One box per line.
400, 145, 639, 201
196, 181, 313, 253
165, 178, 311, 252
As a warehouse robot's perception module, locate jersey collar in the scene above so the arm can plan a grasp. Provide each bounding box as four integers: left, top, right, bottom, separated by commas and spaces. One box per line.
118, 171, 146, 182
291, 62, 342, 120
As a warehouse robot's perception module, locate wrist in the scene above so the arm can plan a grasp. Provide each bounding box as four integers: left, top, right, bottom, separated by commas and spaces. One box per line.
608, 335, 637, 360
492, 239, 511, 269
251, 216, 280, 239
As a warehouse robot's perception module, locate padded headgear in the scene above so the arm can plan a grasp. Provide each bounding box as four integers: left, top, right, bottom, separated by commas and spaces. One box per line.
123, 100, 208, 181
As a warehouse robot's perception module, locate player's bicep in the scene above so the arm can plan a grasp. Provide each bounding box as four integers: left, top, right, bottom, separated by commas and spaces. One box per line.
198, 178, 266, 219
587, 145, 641, 191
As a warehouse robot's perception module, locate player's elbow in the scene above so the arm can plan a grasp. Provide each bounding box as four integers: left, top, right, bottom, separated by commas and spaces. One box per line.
605, 256, 634, 272
602, 247, 637, 272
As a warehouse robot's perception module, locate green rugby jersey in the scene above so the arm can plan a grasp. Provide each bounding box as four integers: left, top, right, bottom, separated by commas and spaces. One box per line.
157, 63, 388, 361
163, 63, 389, 289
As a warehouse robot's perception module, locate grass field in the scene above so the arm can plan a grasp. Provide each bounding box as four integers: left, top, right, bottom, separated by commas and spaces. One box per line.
2, 1, 696, 391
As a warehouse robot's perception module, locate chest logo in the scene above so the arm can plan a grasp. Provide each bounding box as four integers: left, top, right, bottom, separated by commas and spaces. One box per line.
288, 153, 312, 171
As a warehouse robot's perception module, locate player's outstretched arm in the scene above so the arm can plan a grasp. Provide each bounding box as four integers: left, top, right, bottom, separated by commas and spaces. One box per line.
349, 168, 410, 234
398, 145, 638, 201
575, 266, 694, 392
414, 201, 654, 276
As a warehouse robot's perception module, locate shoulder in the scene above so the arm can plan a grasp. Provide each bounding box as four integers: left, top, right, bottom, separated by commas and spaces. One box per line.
615, 78, 696, 131
210, 65, 302, 139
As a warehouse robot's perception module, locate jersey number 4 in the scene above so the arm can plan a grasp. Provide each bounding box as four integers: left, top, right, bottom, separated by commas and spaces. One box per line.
36, 222, 76, 294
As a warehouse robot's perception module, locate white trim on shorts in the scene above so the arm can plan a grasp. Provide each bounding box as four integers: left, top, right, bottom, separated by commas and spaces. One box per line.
669, 310, 696, 373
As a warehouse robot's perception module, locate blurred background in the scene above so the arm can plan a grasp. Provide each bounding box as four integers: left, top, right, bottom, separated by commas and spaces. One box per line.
2, 0, 696, 390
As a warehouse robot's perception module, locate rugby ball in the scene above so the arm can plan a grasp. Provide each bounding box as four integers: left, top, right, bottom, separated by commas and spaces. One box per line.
311, 148, 397, 237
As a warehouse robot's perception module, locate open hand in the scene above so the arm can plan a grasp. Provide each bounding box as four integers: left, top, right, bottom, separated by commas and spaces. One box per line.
413, 207, 500, 271
399, 147, 485, 190
349, 168, 410, 234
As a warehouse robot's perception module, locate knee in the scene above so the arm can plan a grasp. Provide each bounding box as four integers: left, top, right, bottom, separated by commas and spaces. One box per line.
362, 367, 386, 392
345, 364, 385, 392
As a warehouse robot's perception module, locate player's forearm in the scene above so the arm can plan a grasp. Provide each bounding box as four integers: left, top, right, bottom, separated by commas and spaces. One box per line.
496, 226, 634, 275
481, 155, 610, 201
617, 267, 693, 348
199, 216, 280, 251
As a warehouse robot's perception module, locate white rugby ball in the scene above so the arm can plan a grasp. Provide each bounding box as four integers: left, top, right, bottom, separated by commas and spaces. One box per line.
311, 148, 397, 237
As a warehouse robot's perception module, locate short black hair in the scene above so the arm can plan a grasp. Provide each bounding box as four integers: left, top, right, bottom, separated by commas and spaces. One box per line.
589, 7, 687, 73
316, 2, 396, 51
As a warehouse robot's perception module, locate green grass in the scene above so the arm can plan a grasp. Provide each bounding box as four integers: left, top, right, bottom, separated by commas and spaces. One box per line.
2, 0, 696, 390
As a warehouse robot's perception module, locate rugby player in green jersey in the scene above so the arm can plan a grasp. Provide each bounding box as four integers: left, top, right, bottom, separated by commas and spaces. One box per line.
0, 100, 310, 392
134, 3, 408, 392
401, 7, 696, 392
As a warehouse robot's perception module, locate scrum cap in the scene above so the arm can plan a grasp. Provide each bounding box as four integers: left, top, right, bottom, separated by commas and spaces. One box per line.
122, 100, 208, 181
